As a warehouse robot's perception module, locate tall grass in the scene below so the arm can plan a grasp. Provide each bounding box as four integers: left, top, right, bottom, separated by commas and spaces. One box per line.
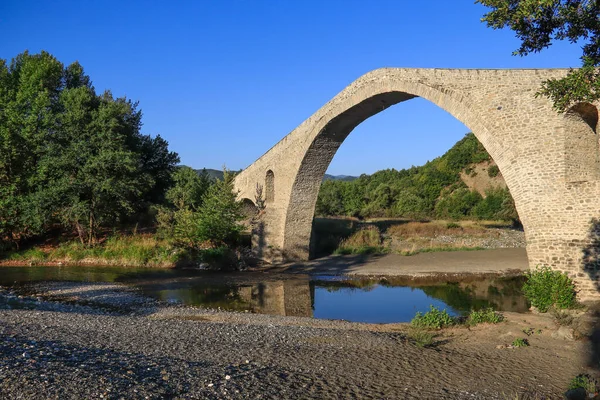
6, 234, 189, 267
386, 221, 485, 238
333, 226, 386, 255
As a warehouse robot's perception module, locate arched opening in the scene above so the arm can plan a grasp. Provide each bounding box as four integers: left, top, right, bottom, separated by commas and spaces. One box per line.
240, 198, 259, 218
265, 170, 275, 203
281, 79, 525, 262
568, 102, 598, 133
564, 102, 599, 182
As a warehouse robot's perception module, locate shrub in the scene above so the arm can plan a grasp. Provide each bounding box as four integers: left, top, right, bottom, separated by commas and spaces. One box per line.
488, 164, 500, 177
199, 246, 240, 270
411, 305, 455, 329
511, 338, 529, 347
522, 266, 577, 312
407, 328, 436, 348
195, 170, 244, 246
467, 308, 504, 325
568, 374, 598, 395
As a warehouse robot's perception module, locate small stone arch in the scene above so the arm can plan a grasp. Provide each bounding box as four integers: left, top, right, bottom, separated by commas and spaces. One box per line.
265, 170, 275, 203
240, 198, 259, 218
564, 102, 599, 182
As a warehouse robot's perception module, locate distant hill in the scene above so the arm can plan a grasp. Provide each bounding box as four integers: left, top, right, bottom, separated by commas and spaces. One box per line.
191, 168, 356, 182
194, 168, 226, 181
324, 174, 357, 182
315, 132, 517, 222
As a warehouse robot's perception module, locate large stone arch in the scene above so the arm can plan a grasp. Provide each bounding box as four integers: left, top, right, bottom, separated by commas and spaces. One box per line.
281, 78, 520, 260
234, 68, 600, 300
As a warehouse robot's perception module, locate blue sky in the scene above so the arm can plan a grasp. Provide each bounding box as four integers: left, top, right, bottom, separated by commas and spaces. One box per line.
1, 1, 584, 176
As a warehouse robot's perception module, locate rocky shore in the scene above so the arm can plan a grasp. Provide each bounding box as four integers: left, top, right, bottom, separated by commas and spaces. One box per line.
0, 281, 593, 399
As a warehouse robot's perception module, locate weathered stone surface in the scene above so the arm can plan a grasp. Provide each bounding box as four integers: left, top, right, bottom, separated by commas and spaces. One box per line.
234, 68, 600, 300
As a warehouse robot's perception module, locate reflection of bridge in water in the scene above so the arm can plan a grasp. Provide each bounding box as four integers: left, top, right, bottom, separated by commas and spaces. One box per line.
128, 272, 530, 319
237, 279, 313, 317
126, 273, 314, 318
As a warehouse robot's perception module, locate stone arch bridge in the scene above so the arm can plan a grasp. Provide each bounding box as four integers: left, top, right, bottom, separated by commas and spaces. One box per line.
233, 68, 600, 300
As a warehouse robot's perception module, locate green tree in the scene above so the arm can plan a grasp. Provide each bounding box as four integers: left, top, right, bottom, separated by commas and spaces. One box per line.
435, 188, 483, 220
316, 180, 344, 216
195, 170, 244, 246
48, 90, 156, 244
166, 166, 212, 210
0, 51, 180, 248
0, 51, 64, 245
393, 190, 427, 219
478, 0, 600, 111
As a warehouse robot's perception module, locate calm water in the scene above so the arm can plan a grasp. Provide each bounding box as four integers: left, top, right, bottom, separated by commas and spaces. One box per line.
0, 266, 529, 323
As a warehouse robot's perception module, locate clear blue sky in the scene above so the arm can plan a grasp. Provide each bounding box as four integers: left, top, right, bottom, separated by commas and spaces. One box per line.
0, 0, 583, 176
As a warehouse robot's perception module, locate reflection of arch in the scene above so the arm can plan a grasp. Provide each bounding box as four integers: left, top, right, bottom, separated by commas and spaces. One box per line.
240, 198, 259, 218
265, 170, 275, 203
564, 102, 599, 182
281, 78, 519, 259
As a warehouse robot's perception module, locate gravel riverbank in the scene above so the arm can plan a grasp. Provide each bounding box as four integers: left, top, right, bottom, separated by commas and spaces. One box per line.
0, 281, 592, 399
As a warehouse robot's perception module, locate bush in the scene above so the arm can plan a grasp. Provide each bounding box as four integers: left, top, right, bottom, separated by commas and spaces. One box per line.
487, 165, 500, 177
511, 338, 529, 347
522, 266, 577, 312
199, 246, 240, 270
467, 308, 504, 325
407, 328, 436, 348
568, 374, 598, 394
411, 305, 455, 329
195, 170, 244, 246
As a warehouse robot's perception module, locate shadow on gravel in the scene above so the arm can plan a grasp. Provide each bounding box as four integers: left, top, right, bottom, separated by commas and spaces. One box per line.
583, 219, 600, 376
1, 283, 160, 317
274, 252, 386, 275
0, 332, 213, 398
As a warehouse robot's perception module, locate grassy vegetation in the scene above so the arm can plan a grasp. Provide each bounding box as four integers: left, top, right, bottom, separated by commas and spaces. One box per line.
406, 328, 437, 348
410, 304, 506, 331
319, 218, 517, 257
4, 234, 191, 267
386, 220, 487, 237
568, 374, 598, 396
511, 338, 529, 347
411, 306, 455, 329
466, 307, 504, 325
333, 226, 388, 255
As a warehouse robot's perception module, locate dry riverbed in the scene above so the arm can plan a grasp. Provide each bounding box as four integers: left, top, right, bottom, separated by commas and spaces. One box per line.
0, 281, 596, 399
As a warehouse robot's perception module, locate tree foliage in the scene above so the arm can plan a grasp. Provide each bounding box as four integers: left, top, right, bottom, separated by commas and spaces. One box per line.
478, 0, 600, 111
316, 133, 517, 222
195, 170, 244, 246
161, 168, 244, 249
0, 51, 179, 247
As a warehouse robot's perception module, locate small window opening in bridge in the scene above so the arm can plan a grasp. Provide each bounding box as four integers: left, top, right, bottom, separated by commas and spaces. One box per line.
566, 103, 598, 133
265, 170, 275, 203
240, 198, 259, 218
